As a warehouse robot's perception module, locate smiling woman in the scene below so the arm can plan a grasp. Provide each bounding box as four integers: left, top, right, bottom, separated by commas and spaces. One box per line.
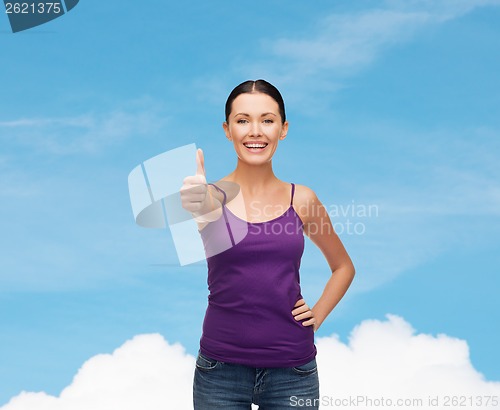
223, 91, 288, 166
180, 79, 356, 409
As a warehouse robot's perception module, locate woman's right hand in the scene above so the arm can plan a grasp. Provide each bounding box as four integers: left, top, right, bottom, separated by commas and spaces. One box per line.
180, 148, 208, 214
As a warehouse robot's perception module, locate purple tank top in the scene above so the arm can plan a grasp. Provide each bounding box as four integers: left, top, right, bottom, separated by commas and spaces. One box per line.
199, 183, 317, 367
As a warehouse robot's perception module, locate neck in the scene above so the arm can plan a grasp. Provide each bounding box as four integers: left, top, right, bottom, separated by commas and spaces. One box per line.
227, 159, 278, 194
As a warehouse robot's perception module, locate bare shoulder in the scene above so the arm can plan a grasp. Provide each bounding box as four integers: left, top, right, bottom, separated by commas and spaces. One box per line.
292, 184, 323, 224
293, 183, 320, 205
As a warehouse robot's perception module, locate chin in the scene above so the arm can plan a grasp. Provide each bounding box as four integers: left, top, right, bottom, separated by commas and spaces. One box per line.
238, 155, 272, 165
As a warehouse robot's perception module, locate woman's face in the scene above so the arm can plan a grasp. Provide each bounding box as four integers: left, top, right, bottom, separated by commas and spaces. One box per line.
223, 92, 288, 166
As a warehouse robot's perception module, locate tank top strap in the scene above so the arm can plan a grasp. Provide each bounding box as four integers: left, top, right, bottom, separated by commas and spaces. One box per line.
290, 183, 296, 206
207, 183, 235, 246
208, 183, 227, 206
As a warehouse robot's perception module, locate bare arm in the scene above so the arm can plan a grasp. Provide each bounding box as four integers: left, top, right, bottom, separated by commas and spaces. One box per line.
292, 185, 355, 331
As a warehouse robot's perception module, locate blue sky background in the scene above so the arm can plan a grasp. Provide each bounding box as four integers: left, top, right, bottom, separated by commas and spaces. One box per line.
1, 0, 499, 404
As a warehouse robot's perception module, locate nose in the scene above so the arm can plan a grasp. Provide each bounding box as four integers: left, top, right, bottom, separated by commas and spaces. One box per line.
249, 121, 263, 137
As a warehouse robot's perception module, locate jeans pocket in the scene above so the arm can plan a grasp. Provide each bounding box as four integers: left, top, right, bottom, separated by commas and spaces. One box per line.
195, 351, 220, 371
292, 358, 317, 375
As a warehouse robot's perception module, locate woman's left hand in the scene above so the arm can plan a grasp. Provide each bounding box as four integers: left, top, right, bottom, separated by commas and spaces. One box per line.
292, 299, 318, 332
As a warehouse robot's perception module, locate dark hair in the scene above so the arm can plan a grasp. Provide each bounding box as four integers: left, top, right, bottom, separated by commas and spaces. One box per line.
225, 79, 286, 124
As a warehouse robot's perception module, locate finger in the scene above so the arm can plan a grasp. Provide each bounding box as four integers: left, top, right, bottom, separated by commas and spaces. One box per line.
184, 203, 204, 213
294, 310, 314, 321
196, 148, 205, 176
183, 175, 206, 185
292, 303, 309, 315
302, 317, 317, 327
294, 298, 305, 307
292, 306, 308, 316
180, 184, 207, 195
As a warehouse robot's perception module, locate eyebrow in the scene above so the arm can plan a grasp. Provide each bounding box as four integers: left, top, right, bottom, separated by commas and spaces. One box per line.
234, 112, 277, 117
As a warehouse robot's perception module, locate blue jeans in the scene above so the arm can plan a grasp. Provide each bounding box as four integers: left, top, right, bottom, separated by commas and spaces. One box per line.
193, 351, 320, 409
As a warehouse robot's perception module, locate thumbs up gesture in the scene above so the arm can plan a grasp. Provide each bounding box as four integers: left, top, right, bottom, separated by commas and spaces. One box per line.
180, 148, 227, 226
180, 148, 208, 214
195, 147, 206, 178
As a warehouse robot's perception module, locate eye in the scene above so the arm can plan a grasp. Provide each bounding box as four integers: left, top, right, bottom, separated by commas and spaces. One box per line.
237, 119, 248, 124
263, 119, 274, 124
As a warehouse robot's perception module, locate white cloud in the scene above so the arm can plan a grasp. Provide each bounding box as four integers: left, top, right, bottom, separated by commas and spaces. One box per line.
243, 0, 500, 84
316, 315, 500, 404
2, 316, 499, 410
384, 0, 500, 20
271, 10, 430, 72
1, 334, 194, 410
223, 0, 500, 119
0, 98, 169, 156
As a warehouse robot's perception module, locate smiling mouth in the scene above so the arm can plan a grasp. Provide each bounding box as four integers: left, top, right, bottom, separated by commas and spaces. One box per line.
243, 142, 268, 151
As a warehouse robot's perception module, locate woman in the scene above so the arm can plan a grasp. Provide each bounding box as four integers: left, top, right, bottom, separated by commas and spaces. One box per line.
181, 79, 355, 409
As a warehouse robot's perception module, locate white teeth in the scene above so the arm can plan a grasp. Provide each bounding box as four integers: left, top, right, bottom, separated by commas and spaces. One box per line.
244, 143, 267, 148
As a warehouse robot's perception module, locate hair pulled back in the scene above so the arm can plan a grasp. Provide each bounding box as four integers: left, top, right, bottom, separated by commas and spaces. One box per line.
225, 79, 286, 124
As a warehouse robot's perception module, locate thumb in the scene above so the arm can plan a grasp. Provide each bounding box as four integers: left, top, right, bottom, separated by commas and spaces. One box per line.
196, 148, 205, 176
